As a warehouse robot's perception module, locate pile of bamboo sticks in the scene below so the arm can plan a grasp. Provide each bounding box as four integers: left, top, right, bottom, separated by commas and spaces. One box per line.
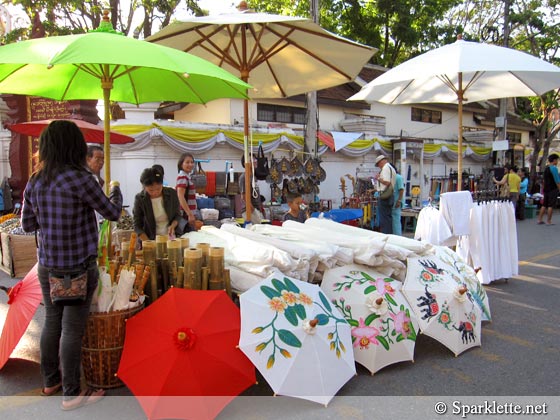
106, 232, 231, 304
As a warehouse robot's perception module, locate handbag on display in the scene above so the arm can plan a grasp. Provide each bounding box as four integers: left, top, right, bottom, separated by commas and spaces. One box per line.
191, 162, 207, 194
254, 143, 270, 181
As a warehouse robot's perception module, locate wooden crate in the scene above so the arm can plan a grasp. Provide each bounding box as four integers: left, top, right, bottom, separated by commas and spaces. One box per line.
0, 232, 37, 277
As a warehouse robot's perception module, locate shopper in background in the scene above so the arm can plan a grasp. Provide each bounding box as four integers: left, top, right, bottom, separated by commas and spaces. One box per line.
493, 164, 521, 210
517, 167, 528, 220
133, 167, 182, 244
375, 155, 396, 234
537, 153, 560, 225
284, 192, 308, 223
86, 145, 105, 188
392, 171, 405, 235
176, 152, 197, 231
21, 120, 122, 410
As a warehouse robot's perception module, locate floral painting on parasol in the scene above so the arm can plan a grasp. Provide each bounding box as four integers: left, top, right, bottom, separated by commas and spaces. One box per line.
321, 264, 418, 375
238, 274, 355, 405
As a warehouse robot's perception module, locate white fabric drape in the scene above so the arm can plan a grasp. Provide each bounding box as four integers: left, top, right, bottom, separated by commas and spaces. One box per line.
456, 201, 518, 284
414, 206, 453, 246
439, 191, 473, 237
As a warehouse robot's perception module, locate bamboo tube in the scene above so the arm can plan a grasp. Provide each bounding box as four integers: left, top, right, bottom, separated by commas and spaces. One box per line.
109, 260, 116, 284
99, 245, 108, 268
167, 239, 182, 268
183, 248, 202, 290
169, 260, 178, 288
176, 268, 184, 288
134, 263, 145, 288
128, 232, 137, 267
149, 261, 158, 302
143, 240, 156, 266
139, 265, 151, 295
208, 247, 224, 290
201, 266, 209, 291
196, 242, 211, 268
121, 241, 130, 264
184, 271, 195, 289
155, 235, 167, 259
180, 237, 190, 253
224, 268, 232, 298
160, 258, 169, 292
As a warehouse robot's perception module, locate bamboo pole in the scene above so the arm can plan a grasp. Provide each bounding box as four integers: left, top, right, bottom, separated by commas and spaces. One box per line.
183, 248, 202, 290
196, 242, 210, 268
142, 240, 156, 267
167, 239, 182, 268
208, 247, 224, 290
155, 235, 167, 259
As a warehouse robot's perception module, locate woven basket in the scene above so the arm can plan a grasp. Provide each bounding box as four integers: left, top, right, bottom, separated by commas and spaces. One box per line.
81, 304, 143, 389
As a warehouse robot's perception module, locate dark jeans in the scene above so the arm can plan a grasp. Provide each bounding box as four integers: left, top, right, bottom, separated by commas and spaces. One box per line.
37, 260, 98, 398
378, 196, 394, 234
516, 193, 526, 220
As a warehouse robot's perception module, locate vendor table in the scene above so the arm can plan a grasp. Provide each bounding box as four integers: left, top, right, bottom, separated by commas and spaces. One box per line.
401, 208, 420, 233
310, 208, 363, 223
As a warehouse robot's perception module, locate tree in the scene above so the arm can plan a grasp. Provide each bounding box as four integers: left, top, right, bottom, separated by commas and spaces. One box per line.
246, 0, 461, 67
0, 0, 207, 42
444, 1, 560, 186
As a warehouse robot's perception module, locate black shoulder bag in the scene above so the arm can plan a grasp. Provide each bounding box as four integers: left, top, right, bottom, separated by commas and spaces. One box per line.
254, 144, 270, 181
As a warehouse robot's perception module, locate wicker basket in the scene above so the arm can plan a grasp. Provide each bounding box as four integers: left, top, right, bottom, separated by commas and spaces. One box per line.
81, 304, 143, 388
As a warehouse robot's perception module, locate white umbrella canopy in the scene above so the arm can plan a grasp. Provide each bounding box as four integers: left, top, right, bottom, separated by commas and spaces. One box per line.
148, 8, 376, 215
349, 37, 560, 189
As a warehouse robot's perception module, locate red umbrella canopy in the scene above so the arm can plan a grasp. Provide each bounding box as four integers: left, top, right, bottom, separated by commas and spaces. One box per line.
0, 264, 42, 370
117, 288, 256, 420
7, 119, 134, 145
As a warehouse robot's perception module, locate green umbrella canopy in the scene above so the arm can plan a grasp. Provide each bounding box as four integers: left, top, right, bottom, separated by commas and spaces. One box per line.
0, 31, 250, 104
0, 20, 251, 187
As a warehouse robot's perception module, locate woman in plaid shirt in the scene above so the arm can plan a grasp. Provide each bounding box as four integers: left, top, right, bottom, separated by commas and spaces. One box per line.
21, 120, 122, 410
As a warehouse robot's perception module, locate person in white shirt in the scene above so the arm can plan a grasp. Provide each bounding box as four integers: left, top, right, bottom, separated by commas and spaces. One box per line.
375, 155, 396, 234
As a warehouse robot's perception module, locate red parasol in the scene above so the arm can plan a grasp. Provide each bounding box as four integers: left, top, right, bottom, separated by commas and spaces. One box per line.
7, 119, 134, 145
117, 288, 256, 420
0, 263, 42, 370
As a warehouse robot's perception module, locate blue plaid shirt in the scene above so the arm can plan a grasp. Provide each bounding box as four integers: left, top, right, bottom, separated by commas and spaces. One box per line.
21, 167, 122, 269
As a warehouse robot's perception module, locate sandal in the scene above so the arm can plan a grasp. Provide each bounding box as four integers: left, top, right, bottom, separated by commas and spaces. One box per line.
537, 221, 545, 225
41, 383, 62, 396
60, 388, 105, 411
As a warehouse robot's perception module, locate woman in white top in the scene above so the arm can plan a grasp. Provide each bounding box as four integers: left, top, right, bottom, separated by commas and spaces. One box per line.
133, 167, 182, 245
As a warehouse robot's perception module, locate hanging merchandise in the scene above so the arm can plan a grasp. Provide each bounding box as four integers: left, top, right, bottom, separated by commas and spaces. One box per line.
254, 143, 270, 181
278, 156, 290, 174
267, 156, 283, 184
289, 155, 304, 177
191, 161, 207, 194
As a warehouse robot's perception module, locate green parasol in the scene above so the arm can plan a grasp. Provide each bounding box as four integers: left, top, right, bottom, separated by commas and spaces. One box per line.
0, 13, 250, 190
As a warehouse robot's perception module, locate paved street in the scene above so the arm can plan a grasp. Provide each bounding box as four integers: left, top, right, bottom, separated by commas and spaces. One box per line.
1, 215, 559, 419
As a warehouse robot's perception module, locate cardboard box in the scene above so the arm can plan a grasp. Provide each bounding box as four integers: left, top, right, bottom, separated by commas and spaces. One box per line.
0, 232, 37, 277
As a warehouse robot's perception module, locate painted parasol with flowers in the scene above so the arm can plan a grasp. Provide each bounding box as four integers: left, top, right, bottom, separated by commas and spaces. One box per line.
321, 264, 418, 375
432, 245, 491, 322
238, 273, 355, 406
403, 256, 482, 356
